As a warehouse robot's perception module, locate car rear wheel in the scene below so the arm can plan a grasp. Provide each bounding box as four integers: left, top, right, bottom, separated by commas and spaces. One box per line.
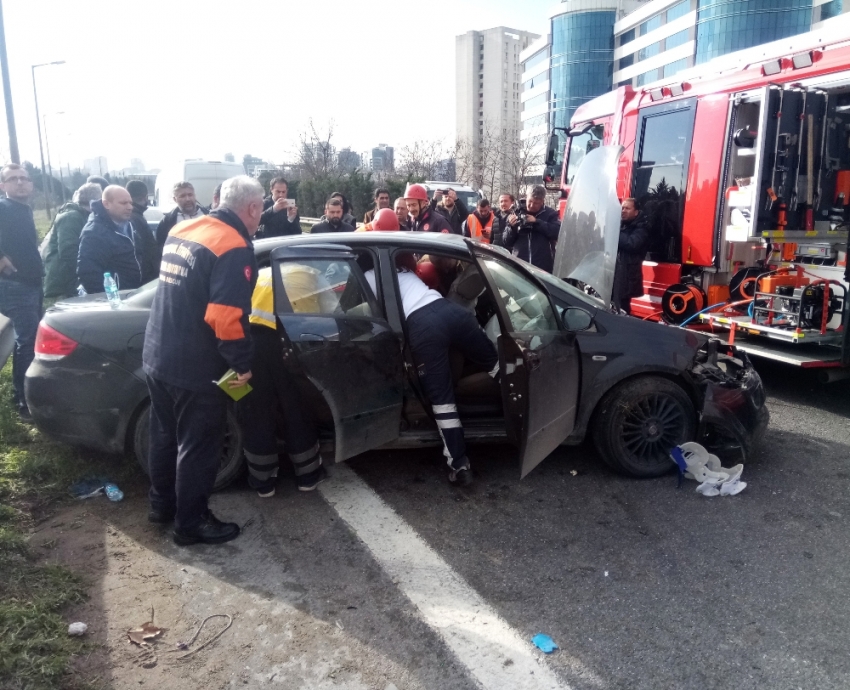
592, 376, 696, 478
132, 400, 245, 491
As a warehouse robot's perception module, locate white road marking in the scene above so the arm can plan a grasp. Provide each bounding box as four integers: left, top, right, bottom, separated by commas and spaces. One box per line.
320, 464, 573, 690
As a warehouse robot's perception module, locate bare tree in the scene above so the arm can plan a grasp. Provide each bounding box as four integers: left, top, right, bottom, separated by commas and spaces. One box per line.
397, 139, 449, 180
502, 131, 544, 199
296, 119, 340, 180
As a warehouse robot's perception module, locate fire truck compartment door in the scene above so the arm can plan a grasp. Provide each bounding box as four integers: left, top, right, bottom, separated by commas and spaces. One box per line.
553, 144, 624, 305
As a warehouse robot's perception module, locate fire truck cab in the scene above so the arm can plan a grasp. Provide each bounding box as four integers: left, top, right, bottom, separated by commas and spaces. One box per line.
546, 25, 850, 373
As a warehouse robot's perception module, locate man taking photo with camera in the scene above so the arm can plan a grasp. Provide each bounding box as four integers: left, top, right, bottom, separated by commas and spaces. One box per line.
503, 185, 560, 273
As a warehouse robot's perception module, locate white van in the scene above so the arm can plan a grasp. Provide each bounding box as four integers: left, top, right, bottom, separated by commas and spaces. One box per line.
153, 160, 245, 210
421, 181, 482, 211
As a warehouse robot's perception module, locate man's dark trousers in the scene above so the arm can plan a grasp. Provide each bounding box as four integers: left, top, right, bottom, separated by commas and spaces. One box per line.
0, 280, 42, 407
406, 300, 498, 470
146, 375, 226, 532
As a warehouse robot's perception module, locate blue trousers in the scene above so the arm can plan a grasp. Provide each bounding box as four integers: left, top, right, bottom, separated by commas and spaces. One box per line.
0, 280, 43, 407
406, 300, 498, 469
146, 375, 226, 532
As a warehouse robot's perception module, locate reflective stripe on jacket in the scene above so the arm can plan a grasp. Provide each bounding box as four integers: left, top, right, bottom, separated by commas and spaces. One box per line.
250, 267, 276, 329
465, 213, 494, 243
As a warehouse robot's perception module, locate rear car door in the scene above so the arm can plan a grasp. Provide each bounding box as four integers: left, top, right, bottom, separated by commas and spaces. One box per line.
466, 242, 581, 477
270, 245, 404, 462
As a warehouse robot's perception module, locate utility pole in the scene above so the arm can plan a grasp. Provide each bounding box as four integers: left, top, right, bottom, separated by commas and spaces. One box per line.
31, 60, 64, 220
0, 0, 19, 163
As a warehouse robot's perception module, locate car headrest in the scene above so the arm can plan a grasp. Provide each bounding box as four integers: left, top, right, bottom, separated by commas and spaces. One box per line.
454, 269, 485, 300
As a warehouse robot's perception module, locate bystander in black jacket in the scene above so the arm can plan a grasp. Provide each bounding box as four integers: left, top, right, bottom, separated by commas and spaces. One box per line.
155, 204, 208, 246
256, 196, 301, 238
432, 197, 469, 235
77, 200, 143, 293
612, 211, 650, 312
503, 204, 560, 273
130, 202, 162, 283
491, 210, 512, 247
0, 197, 43, 287
311, 219, 355, 234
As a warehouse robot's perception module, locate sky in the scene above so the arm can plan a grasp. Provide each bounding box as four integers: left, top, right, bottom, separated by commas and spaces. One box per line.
0, 0, 554, 173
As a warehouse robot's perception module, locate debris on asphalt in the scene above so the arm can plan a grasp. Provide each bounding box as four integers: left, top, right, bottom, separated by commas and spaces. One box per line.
531, 633, 559, 653
67, 622, 88, 636
70, 477, 124, 501
104, 483, 124, 501
172, 613, 233, 660
670, 443, 747, 497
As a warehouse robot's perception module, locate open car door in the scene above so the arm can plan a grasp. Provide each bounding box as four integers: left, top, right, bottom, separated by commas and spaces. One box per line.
270, 245, 404, 462
466, 241, 581, 478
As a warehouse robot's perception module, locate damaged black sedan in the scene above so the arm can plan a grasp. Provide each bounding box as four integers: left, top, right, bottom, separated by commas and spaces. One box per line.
25, 226, 767, 487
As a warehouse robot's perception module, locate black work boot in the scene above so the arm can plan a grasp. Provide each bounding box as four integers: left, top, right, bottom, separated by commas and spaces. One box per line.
173, 511, 240, 546
448, 459, 473, 487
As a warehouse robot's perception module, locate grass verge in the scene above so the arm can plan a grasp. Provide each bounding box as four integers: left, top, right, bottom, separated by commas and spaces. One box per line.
0, 359, 136, 689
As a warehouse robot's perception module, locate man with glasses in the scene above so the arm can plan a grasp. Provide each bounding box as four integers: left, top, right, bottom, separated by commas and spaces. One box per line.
0, 164, 43, 420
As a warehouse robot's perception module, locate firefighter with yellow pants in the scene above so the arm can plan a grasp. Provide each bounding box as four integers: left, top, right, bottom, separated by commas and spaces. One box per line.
237, 267, 327, 496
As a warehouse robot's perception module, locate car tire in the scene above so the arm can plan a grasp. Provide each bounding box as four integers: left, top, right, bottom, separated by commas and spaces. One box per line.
592, 376, 696, 478
132, 400, 245, 491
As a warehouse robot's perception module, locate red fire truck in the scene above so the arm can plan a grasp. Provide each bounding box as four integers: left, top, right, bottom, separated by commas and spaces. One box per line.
545, 25, 850, 377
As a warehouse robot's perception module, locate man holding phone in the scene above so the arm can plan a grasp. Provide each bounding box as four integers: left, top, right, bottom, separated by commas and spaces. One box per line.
256, 176, 301, 239
432, 187, 469, 235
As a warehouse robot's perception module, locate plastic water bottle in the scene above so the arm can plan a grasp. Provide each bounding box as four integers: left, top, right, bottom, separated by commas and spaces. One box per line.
103, 272, 121, 309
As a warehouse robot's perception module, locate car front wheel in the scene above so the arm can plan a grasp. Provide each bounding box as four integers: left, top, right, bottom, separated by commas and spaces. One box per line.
132, 400, 245, 491
592, 376, 696, 478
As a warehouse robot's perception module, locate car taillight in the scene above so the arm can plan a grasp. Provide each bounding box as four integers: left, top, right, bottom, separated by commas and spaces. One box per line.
34, 322, 78, 361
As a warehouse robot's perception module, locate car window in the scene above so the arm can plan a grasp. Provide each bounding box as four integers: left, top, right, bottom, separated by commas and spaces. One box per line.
524, 263, 606, 310
480, 256, 559, 332
276, 258, 372, 316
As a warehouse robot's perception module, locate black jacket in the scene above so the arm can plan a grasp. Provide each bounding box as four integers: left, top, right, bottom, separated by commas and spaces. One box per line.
143, 208, 257, 391
77, 200, 143, 294
311, 220, 355, 234
491, 210, 512, 247
503, 204, 561, 273
0, 197, 43, 287
256, 197, 301, 239
432, 197, 469, 235
130, 202, 161, 283
412, 206, 453, 234
613, 212, 650, 305
155, 204, 208, 247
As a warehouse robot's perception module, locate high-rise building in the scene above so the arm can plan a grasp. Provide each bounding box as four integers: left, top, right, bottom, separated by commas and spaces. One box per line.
614, 0, 848, 89
456, 27, 539, 188
370, 144, 394, 173
338, 147, 361, 172
83, 156, 108, 176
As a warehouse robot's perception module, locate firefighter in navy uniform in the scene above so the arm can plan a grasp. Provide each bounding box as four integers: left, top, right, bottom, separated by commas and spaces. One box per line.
365, 209, 499, 486
405, 184, 454, 234
237, 267, 326, 497
142, 176, 263, 546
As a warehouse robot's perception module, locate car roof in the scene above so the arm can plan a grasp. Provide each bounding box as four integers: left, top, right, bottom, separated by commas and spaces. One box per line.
254, 231, 474, 258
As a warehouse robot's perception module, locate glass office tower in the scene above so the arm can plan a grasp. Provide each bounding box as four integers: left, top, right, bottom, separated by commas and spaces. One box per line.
695, 0, 814, 64
549, 8, 617, 131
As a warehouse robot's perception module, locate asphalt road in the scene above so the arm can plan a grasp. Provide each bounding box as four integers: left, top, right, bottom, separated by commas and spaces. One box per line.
58, 360, 850, 689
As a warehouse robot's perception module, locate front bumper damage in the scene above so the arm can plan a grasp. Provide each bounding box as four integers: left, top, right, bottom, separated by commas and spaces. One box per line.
689, 339, 770, 462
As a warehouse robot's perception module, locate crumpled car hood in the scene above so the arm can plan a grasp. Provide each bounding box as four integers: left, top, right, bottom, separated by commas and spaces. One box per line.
553, 144, 624, 306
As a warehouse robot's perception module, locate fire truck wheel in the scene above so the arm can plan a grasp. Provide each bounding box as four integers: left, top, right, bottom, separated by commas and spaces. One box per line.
592, 376, 696, 478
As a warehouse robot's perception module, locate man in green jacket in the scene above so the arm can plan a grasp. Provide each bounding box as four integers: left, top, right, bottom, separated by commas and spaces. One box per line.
43, 183, 102, 298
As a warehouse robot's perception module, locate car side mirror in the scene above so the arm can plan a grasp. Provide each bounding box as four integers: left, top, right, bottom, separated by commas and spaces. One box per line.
562, 306, 594, 331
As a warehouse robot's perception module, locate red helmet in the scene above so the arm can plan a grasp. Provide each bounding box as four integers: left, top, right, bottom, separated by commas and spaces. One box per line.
372, 208, 400, 231
415, 261, 440, 290
404, 183, 429, 202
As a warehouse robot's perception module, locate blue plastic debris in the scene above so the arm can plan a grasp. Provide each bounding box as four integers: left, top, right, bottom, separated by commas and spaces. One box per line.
104, 483, 124, 502
532, 633, 558, 653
